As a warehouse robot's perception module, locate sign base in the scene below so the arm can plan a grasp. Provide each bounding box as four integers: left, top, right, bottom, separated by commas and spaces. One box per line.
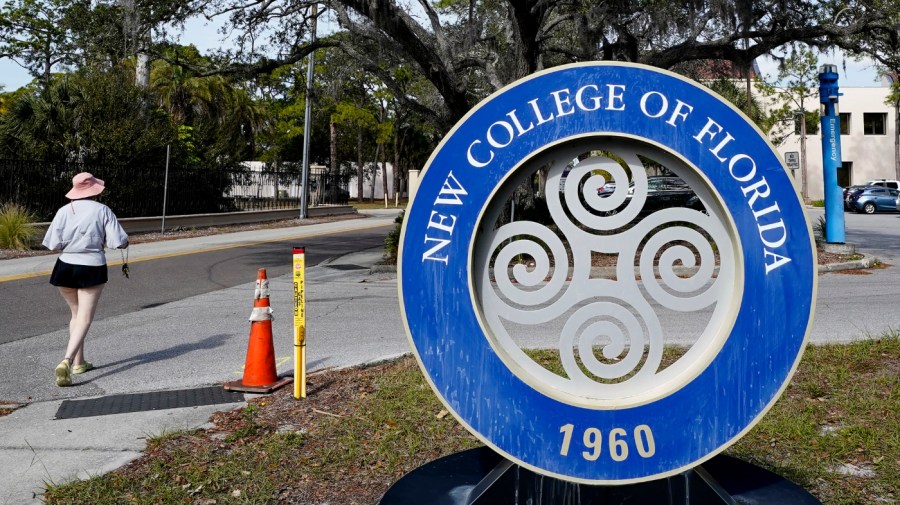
380, 447, 821, 505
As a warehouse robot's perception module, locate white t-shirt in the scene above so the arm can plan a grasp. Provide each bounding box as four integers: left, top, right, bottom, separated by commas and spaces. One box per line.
42, 200, 129, 266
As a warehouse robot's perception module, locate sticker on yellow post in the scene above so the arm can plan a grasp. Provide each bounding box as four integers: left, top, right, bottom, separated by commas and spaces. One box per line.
292, 247, 306, 398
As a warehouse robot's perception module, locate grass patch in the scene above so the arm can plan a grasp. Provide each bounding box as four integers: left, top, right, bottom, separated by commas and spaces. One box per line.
728, 335, 899, 504
0, 404, 20, 418
0, 202, 37, 250
525, 346, 689, 381
351, 199, 408, 210
43, 336, 899, 504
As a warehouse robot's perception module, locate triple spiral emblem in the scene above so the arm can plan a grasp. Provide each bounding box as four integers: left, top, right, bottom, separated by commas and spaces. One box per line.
400, 62, 815, 483
476, 141, 739, 406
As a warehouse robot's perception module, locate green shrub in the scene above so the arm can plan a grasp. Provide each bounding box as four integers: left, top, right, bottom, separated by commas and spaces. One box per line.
812, 215, 826, 241
811, 199, 825, 207
0, 203, 37, 250
384, 210, 405, 264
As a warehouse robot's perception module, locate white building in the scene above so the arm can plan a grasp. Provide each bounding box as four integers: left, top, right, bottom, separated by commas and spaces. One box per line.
348, 163, 405, 200
773, 86, 897, 200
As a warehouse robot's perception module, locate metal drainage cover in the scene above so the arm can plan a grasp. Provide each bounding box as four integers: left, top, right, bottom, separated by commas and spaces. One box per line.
54, 386, 245, 420
325, 264, 369, 271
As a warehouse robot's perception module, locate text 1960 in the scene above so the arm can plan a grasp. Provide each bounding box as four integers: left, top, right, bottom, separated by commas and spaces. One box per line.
559, 424, 656, 462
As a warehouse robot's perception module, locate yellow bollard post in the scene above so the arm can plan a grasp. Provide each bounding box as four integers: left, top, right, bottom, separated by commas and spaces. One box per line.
292, 247, 307, 398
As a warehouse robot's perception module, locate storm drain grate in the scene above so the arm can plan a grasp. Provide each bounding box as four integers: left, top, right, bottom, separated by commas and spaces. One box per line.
325, 263, 369, 271
54, 386, 245, 420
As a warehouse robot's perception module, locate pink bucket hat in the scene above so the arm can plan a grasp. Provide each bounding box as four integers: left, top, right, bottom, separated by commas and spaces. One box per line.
65, 172, 105, 199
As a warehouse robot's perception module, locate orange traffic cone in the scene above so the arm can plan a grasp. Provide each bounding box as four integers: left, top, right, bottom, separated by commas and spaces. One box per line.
224, 268, 292, 393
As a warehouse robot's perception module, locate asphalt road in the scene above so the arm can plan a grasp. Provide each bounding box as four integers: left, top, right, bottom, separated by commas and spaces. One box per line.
807, 207, 900, 261
0, 225, 392, 345
804, 208, 900, 342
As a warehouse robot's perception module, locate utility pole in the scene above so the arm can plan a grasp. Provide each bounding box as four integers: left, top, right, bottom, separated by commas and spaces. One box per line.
299, 4, 317, 219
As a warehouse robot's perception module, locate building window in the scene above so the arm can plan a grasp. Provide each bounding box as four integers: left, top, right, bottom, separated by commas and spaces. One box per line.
863, 113, 887, 135
839, 113, 850, 135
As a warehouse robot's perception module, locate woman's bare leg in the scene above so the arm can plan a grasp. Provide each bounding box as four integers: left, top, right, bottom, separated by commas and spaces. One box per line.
57, 284, 105, 366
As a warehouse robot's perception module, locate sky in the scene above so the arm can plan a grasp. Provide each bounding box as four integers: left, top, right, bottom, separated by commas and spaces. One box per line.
0, 18, 887, 92
0, 15, 229, 91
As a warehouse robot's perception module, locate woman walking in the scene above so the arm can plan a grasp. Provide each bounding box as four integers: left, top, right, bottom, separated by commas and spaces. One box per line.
42, 172, 129, 387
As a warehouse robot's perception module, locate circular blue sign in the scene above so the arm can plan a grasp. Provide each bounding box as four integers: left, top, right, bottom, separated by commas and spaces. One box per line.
398, 62, 816, 484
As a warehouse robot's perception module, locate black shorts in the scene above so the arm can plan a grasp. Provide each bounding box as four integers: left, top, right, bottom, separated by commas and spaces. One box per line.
49, 259, 108, 289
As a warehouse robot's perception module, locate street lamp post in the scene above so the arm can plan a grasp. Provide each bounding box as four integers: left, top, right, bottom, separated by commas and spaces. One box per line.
299, 4, 317, 220
818, 64, 845, 244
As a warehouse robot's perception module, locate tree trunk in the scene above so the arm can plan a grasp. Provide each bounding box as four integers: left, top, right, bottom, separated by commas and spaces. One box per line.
135, 53, 150, 88
357, 128, 365, 202
330, 120, 338, 173
745, 65, 753, 116
381, 143, 389, 207
272, 160, 279, 202
800, 111, 808, 202
42, 45, 52, 91
393, 129, 401, 204
328, 120, 341, 204
369, 143, 379, 201
895, 95, 900, 182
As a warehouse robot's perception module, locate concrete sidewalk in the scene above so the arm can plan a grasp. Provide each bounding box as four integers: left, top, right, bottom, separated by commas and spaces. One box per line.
0, 210, 408, 505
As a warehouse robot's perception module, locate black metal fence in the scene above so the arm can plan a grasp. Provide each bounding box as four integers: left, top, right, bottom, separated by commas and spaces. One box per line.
0, 159, 350, 221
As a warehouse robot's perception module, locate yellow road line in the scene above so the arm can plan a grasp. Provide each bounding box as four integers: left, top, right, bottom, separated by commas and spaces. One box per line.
232, 356, 293, 376
0, 221, 391, 283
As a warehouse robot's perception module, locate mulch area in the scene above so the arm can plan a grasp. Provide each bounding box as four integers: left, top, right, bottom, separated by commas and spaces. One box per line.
103, 359, 475, 505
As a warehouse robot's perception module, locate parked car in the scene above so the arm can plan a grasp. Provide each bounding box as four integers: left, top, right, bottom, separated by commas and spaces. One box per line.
599, 176, 703, 215
865, 179, 900, 189
843, 185, 867, 210
636, 177, 704, 212
597, 182, 616, 196
846, 186, 900, 214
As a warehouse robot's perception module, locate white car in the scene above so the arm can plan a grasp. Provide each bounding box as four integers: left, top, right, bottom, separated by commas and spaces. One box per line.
865, 179, 900, 189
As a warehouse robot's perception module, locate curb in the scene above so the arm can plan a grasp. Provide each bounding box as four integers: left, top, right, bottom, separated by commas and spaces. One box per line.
817, 254, 880, 273
370, 264, 398, 274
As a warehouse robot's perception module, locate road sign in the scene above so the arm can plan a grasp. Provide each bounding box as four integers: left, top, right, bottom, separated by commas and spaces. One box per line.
399, 62, 816, 485
785, 151, 800, 171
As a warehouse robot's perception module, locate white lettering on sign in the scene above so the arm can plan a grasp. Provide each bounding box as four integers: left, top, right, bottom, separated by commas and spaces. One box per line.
458, 85, 797, 275
434, 171, 468, 205
466, 84, 620, 169
693, 118, 792, 274
422, 171, 468, 264
828, 118, 839, 161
